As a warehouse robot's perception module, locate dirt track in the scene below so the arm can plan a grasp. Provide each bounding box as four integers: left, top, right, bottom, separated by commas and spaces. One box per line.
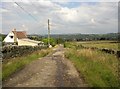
3, 45, 88, 87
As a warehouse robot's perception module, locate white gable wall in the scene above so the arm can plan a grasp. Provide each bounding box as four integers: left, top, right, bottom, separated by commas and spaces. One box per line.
3, 31, 44, 46
3, 31, 18, 43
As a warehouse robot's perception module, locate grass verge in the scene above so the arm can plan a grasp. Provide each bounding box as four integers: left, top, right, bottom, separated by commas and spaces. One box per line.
64, 43, 119, 87
2, 48, 51, 80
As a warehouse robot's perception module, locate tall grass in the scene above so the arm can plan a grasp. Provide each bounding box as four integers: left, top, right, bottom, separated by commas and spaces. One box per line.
2, 49, 51, 80
65, 43, 119, 87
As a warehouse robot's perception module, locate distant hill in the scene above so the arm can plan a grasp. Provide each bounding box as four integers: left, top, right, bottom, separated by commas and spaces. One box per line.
42, 33, 118, 41
1, 33, 118, 42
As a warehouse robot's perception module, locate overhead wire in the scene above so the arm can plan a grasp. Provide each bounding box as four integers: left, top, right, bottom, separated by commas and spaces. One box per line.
16, 0, 65, 28
14, 2, 38, 22
13, 1, 47, 30
20, 0, 49, 27
3, 1, 65, 32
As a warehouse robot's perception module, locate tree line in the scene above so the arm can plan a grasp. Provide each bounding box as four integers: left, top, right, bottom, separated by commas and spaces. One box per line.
1, 33, 118, 46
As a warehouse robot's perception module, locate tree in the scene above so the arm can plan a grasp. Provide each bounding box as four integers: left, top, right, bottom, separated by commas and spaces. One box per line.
42, 38, 57, 47
56, 38, 64, 44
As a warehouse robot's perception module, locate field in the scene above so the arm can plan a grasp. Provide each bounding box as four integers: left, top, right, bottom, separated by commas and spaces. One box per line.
64, 41, 119, 87
77, 41, 118, 51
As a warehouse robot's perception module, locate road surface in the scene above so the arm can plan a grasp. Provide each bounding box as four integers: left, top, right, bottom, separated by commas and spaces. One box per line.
3, 45, 88, 87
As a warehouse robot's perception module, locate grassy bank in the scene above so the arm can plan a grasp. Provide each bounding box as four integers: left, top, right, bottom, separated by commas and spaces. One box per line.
2, 48, 51, 80
64, 42, 119, 87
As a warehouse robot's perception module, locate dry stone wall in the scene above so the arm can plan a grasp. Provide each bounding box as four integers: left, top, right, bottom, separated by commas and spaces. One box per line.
2, 45, 47, 61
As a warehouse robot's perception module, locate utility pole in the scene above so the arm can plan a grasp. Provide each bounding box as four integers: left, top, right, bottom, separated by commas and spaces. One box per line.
48, 19, 50, 46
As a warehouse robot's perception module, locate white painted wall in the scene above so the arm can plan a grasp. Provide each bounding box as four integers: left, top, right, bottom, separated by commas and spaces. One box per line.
3, 31, 44, 46
3, 31, 18, 43
18, 39, 38, 46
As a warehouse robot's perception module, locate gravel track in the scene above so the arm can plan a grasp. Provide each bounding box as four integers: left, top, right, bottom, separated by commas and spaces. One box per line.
3, 45, 88, 87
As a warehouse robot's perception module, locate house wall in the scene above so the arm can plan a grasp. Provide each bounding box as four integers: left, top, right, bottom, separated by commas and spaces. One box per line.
3, 31, 43, 46
3, 31, 18, 43
18, 39, 39, 46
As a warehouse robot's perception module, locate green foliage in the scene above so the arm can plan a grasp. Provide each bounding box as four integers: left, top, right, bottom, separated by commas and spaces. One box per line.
0, 34, 6, 41
65, 43, 119, 87
42, 38, 57, 47
28, 35, 42, 41
56, 38, 65, 44
64, 42, 82, 49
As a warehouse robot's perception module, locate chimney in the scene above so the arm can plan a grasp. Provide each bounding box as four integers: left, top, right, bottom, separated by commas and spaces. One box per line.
13, 28, 17, 44
12, 28, 16, 31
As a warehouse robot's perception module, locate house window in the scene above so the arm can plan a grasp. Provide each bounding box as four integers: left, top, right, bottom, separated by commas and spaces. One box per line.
9, 36, 13, 39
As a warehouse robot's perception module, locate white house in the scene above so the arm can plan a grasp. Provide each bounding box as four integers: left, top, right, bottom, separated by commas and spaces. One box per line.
3, 29, 44, 46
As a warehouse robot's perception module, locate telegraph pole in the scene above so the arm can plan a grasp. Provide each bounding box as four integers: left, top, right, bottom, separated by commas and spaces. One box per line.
48, 19, 50, 46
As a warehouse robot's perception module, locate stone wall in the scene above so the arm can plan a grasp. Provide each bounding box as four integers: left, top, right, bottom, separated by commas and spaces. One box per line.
75, 44, 120, 57
2, 45, 47, 61
65, 43, 119, 57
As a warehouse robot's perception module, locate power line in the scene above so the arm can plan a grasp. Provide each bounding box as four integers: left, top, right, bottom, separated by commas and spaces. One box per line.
14, 1, 61, 27
20, 0, 40, 12
14, 0, 46, 27
14, 2, 38, 22
4, 1, 64, 32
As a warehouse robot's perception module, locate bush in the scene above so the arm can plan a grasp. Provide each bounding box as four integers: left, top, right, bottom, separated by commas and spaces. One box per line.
42, 38, 57, 47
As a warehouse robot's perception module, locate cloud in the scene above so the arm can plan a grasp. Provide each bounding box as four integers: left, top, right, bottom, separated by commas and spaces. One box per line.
57, 7, 79, 22
1, 1, 118, 34
33, 11, 38, 14
91, 18, 95, 24
38, 0, 53, 7
0, 8, 10, 13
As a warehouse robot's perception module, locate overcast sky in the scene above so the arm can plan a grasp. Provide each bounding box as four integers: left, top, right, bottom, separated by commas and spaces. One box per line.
0, 0, 118, 34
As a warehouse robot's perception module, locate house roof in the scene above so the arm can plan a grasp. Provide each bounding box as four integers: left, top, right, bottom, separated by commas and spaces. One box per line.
12, 31, 27, 39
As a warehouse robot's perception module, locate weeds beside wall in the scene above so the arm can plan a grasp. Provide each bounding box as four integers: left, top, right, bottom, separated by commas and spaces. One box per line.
2, 45, 47, 61
64, 42, 120, 57
64, 42, 119, 87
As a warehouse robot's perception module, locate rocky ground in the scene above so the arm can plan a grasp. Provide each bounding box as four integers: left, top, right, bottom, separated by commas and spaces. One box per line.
3, 45, 88, 87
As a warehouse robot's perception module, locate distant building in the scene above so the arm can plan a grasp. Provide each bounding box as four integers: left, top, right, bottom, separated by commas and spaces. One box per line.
3, 29, 44, 46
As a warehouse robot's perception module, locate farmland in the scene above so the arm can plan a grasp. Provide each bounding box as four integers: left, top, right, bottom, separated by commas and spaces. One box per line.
77, 41, 118, 51
64, 41, 119, 87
